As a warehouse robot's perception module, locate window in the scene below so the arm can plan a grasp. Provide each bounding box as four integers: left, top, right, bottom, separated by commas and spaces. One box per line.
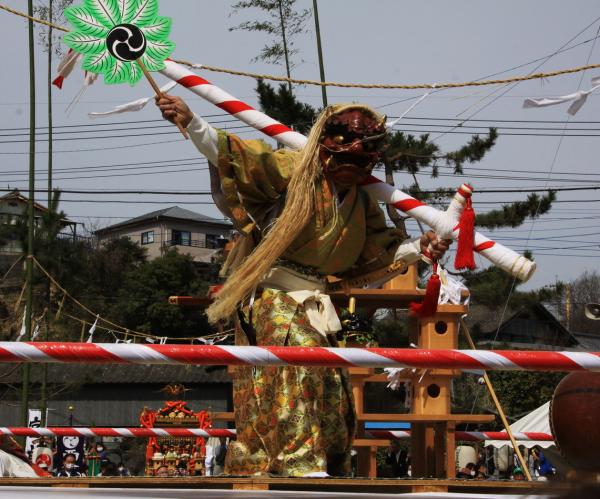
141, 231, 154, 245
172, 230, 191, 246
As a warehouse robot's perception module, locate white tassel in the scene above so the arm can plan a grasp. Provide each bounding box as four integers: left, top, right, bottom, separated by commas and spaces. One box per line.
86, 315, 99, 343
16, 309, 27, 341
89, 81, 177, 118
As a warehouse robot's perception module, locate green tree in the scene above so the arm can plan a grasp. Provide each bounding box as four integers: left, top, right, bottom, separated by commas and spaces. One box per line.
256, 79, 318, 134
452, 371, 565, 430
111, 249, 210, 338
229, 0, 310, 92
559, 271, 600, 334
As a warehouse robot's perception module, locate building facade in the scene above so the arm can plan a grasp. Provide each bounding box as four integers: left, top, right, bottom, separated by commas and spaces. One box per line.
94, 206, 232, 263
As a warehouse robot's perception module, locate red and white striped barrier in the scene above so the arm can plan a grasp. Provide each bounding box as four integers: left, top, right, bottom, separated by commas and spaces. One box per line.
1, 342, 598, 371
159, 60, 535, 281
368, 430, 553, 442
0, 427, 553, 442
0, 427, 235, 439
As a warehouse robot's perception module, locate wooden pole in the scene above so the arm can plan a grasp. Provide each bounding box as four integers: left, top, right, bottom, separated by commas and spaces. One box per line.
459, 318, 532, 481
136, 58, 188, 139
22, 0, 36, 430
47, 0, 53, 208
277, 0, 293, 94
41, 0, 53, 431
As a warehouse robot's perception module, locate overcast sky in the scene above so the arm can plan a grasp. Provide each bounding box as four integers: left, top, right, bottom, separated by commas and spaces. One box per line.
1, 0, 599, 293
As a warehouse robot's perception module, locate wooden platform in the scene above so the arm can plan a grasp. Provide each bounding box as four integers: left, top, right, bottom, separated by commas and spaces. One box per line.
0, 476, 572, 495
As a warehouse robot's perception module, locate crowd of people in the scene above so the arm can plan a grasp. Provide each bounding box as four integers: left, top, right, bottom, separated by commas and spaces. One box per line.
379, 441, 557, 480
456, 445, 556, 481
26, 436, 230, 478
31, 439, 132, 477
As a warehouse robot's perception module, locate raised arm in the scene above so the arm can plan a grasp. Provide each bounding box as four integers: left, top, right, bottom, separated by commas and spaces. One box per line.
156, 94, 228, 215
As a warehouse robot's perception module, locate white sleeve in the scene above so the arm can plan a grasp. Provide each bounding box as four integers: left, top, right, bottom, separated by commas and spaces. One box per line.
394, 237, 422, 264
186, 114, 219, 165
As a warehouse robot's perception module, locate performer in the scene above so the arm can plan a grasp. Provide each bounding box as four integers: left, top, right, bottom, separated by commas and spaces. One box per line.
157, 96, 450, 477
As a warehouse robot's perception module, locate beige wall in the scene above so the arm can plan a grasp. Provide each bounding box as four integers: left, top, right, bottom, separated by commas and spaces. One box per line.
97, 219, 230, 262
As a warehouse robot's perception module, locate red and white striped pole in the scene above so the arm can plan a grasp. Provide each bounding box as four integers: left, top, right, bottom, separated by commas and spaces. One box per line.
0, 427, 552, 442
159, 60, 535, 281
1, 342, 598, 372
0, 427, 235, 439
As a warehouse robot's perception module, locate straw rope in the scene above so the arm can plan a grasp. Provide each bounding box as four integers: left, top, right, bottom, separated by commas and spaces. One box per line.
31, 257, 232, 344
2, 3, 598, 90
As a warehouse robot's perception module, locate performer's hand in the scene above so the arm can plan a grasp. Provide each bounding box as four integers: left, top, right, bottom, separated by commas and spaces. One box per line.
155, 94, 194, 129
419, 230, 452, 261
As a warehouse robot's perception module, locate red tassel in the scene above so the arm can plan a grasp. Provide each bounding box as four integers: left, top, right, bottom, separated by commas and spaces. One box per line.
52, 76, 65, 89
207, 284, 224, 299
410, 272, 441, 318
455, 197, 476, 270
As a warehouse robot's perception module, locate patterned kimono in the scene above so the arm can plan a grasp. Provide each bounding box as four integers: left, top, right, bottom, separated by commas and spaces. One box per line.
216, 132, 406, 477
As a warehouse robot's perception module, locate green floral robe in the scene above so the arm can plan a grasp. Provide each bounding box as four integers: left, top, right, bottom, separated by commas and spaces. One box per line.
216, 132, 406, 476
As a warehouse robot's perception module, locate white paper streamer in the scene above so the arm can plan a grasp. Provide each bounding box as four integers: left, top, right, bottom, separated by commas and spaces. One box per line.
438, 269, 470, 306
523, 76, 600, 115
86, 315, 99, 343
15, 309, 27, 341
89, 81, 177, 118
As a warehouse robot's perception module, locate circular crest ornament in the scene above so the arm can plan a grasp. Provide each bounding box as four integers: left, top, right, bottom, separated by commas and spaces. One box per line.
106, 24, 147, 62
63, 0, 174, 85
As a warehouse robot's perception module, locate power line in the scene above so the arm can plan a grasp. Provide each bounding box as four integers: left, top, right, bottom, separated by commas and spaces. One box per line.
3, 185, 600, 195
0, 138, 186, 154
0, 157, 208, 175
0, 123, 253, 143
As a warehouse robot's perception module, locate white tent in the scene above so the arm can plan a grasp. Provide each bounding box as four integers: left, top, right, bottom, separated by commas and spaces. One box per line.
485, 401, 554, 449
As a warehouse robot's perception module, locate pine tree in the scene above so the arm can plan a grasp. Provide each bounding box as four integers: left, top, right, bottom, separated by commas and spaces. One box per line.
256, 79, 318, 134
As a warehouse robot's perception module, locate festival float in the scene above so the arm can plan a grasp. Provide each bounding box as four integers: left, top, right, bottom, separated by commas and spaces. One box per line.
139, 384, 211, 476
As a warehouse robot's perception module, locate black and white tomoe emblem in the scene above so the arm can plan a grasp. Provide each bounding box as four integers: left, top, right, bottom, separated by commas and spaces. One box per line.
106, 24, 147, 62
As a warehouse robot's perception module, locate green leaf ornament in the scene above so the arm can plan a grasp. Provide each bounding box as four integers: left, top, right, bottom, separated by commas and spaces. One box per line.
63, 0, 174, 86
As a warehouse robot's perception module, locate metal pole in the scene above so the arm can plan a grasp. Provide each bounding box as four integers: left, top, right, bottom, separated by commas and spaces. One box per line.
21, 0, 36, 428
312, 0, 327, 107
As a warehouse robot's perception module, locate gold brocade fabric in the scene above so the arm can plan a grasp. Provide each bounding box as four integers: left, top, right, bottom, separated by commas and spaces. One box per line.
225, 289, 355, 477
216, 131, 406, 276
216, 132, 406, 476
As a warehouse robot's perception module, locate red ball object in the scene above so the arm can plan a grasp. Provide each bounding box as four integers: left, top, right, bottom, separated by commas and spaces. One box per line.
550, 372, 600, 471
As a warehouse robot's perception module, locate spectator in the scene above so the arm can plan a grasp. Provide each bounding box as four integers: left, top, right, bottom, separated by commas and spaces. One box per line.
56, 453, 83, 477
457, 462, 476, 479
95, 443, 108, 460
177, 463, 189, 476
385, 440, 408, 477
512, 466, 526, 481
98, 460, 117, 477
214, 437, 227, 476
531, 447, 555, 479
156, 465, 169, 478
483, 445, 496, 477
116, 462, 131, 477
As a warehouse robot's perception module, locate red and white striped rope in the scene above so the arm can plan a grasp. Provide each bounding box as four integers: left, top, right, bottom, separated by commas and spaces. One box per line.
367, 430, 554, 442
159, 60, 535, 281
0, 427, 235, 439
1, 342, 598, 371
0, 427, 553, 442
